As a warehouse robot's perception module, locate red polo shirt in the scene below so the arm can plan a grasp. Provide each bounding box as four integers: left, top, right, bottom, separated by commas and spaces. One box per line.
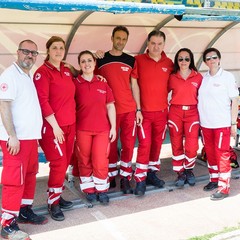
34, 61, 76, 126
95, 51, 136, 114
132, 51, 173, 111
168, 70, 202, 105
74, 75, 115, 132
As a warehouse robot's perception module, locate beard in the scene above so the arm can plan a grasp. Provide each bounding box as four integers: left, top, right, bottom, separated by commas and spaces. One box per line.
19, 58, 34, 70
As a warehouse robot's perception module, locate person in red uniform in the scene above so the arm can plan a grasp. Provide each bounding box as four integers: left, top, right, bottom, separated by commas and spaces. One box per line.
94, 26, 143, 194
74, 50, 116, 204
0, 40, 48, 240
34, 36, 76, 221
168, 48, 202, 188
131, 30, 173, 196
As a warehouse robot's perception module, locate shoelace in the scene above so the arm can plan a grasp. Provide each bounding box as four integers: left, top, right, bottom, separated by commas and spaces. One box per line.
8, 219, 20, 231
186, 171, 194, 177
25, 207, 37, 219
151, 174, 163, 183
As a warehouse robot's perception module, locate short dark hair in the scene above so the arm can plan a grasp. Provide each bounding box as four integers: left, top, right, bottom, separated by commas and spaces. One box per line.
147, 30, 166, 42
18, 39, 37, 50
173, 48, 197, 73
78, 50, 95, 65
112, 25, 129, 38
203, 47, 221, 62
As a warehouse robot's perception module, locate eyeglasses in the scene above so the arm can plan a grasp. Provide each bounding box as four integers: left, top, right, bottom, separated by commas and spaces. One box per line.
18, 48, 39, 57
178, 58, 190, 62
205, 55, 218, 61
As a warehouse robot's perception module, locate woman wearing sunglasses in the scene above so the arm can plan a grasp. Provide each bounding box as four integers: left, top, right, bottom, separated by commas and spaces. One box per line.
168, 48, 202, 188
198, 47, 239, 200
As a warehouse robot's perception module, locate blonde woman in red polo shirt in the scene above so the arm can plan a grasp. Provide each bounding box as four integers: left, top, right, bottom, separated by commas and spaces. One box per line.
34, 36, 76, 221
74, 50, 116, 205
168, 48, 202, 188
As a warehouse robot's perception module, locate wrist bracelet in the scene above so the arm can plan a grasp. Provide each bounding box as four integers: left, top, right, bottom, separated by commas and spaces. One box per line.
136, 109, 142, 112
231, 122, 237, 125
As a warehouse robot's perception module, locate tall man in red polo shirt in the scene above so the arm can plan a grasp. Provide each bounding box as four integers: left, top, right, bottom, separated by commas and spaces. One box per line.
95, 26, 143, 194
132, 30, 173, 195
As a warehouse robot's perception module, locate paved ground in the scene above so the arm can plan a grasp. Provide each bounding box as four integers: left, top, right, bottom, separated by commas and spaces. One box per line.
1, 142, 240, 240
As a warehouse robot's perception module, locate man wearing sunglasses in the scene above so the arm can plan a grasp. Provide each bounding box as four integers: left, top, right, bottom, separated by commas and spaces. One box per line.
0, 40, 48, 240
198, 47, 239, 200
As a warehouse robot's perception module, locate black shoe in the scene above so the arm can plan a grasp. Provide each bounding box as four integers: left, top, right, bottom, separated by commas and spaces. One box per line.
48, 204, 65, 221
134, 181, 146, 196
230, 160, 239, 168
185, 169, 195, 186
59, 196, 73, 209
18, 205, 48, 225
98, 192, 109, 205
203, 182, 218, 191
146, 171, 165, 188
210, 191, 229, 200
109, 178, 116, 189
120, 177, 133, 194
86, 193, 98, 203
1, 218, 30, 240
175, 172, 186, 188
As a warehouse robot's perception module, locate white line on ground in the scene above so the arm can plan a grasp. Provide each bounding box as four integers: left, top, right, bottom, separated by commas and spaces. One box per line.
91, 210, 127, 240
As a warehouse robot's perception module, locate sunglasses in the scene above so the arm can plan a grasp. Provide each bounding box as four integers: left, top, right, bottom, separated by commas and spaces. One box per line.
206, 55, 218, 61
18, 48, 39, 57
178, 58, 190, 62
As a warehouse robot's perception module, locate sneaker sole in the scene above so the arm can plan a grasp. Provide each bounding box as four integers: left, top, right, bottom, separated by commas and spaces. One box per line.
59, 203, 74, 209
48, 211, 65, 221
146, 180, 165, 188
99, 201, 109, 205
121, 189, 134, 194
188, 183, 195, 186
203, 186, 218, 192
17, 218, 48, 225
1, 232, 32, 240
87, 199, 98, 204
49, 214, 65, 221
185, 181, 195, 186
0, 235, 32, 240
134, 191, 145, 196
210, 195, 228, 201
175, 181, 185, 188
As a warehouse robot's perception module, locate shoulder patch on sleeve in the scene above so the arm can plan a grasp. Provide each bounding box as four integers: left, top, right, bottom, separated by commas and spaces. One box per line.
35, 73, 41, 81
0, 83, 8, 92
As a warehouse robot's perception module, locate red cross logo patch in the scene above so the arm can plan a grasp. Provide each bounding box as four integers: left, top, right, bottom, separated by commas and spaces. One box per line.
0, 83, 8, 92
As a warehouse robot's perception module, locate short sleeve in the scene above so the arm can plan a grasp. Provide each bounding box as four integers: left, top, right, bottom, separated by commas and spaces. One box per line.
226, 72, 239, 98
131, 57, 138, 79
105, 83, 115, 104
0, 70, 16, 101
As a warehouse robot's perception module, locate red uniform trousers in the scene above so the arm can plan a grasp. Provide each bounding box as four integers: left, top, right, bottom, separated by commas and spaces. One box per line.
75, 130, 110, 193
201, 126, 231, 194
39, 122, 76, 205
108, 111, 136, 181
0, 140, 38, 224
168, 105, 200, 173
134, 110, 168, 182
